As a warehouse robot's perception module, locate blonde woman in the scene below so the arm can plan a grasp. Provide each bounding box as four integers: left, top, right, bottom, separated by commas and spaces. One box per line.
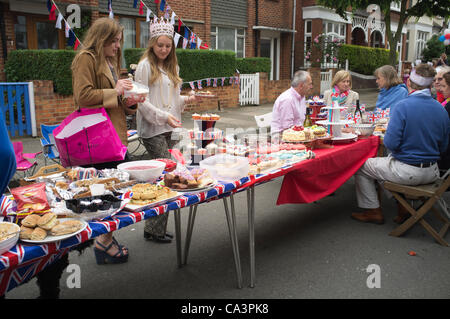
323, 70, 359, 115
374, 65, 408, 111
72, 17, 143, 264
135, 18, 197, 243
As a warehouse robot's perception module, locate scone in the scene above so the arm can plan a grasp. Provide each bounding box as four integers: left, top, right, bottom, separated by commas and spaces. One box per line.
50, 220, 83, 236
30, 227, 47, 241
21, 214, 41, 228
37, 213, 58, 230
20, 225, 34, 240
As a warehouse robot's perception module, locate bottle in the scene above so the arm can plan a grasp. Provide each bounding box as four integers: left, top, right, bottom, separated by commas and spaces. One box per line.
354, 99, 362, 124
304, 108, 312, 127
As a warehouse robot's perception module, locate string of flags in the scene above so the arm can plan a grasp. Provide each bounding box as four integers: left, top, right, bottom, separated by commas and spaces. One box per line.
184, 75, 240, 91
128, 0, 209, 49
46, 0, 82, 49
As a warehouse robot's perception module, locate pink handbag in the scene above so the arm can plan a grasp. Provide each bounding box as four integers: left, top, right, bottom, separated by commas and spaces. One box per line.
53, 108, 127, 167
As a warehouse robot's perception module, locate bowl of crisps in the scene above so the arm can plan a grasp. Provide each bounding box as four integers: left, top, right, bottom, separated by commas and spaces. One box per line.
0, 222, 20, 255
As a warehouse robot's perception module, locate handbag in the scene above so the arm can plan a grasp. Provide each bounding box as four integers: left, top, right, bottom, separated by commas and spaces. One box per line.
53, 108, 127, 167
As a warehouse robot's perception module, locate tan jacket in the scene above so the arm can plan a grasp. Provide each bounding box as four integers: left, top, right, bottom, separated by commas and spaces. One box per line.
72, 51, 136, 146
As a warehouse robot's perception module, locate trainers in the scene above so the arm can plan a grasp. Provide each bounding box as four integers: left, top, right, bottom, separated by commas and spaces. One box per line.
351, 208, 384, 224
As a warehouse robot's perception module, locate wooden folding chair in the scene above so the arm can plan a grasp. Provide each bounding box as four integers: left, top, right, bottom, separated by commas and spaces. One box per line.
384, 169, 450, 246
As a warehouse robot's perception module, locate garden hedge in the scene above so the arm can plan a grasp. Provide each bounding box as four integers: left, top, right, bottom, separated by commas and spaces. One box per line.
5, 50, 76, 96
5, 49, 266, 95
337, 44, 395, 75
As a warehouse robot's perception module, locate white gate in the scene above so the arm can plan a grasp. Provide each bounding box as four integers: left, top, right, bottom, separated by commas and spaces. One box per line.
320, 70, 333, 95
239, 73, 260, 106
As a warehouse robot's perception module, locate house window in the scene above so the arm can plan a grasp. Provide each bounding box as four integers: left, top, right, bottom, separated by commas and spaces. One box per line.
14, 16, 28, 50
139, 20, 149, 48
37, 21, 59, 49
211, 26, 245, 58
119, 17, 136, 68
390, 1, 401, 12
405, 31, 410, 60
416, 31, 428, 60
304, 20, 312, 66
322, 21, 346, 41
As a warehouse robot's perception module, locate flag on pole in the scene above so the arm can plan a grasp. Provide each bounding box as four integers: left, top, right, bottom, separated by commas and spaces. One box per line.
197, 38, 202, 50
49, 3, 56, 20
178, 19, 182, 32
74, 39, 81, 50
182, 38, 188, 49
170, 11, 176, 25
47, 0, 52, 11
65, 21, 70, 38
55, 13, 63, 29
68, 29, 76, 47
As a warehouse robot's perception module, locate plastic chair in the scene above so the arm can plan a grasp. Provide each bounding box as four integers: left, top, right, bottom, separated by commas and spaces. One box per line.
40, 124, 60, 166
12, 141, 42, 178
384, 169, 450, 246
254, 112, 272, 129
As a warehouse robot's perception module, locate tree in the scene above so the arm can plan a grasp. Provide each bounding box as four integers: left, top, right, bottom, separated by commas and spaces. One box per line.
316, 0, 450, 66
421, 34, 450, 63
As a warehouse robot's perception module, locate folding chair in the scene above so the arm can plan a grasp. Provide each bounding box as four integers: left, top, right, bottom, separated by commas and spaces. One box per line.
384, 169, 450, 246
254, 112, 272, 129
40, 124, 60, 166
12, 141, 42, 178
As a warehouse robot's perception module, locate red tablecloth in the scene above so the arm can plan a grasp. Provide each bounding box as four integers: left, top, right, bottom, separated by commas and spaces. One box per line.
277, 136, 380, 205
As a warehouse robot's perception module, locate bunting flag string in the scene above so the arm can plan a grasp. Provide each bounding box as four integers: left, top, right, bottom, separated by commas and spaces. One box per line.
132, 0, 209, 50
46, 0, 82, 50
184, 76, 240, 91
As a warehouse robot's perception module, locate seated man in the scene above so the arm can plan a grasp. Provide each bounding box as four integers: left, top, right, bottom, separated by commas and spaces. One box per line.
351, 63, 450, 224
270, 70, 313, 141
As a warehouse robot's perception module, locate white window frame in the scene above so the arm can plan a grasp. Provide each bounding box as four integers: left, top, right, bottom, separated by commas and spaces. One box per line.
210, 26, 246, 58
304, 19, 312, 67
390, 1, 401, 12
415, 31, 428, 60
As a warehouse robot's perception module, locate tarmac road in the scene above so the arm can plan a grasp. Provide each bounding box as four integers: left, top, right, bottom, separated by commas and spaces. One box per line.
5, 88, 450, 299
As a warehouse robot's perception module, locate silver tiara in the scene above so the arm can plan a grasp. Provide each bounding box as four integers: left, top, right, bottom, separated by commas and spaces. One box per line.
150, 17, 174, 39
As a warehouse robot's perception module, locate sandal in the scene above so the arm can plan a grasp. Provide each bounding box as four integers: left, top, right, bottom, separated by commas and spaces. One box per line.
94, 238, 129, 265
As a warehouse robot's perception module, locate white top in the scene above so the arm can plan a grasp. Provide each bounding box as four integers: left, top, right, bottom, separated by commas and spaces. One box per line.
135, 57, 188, 138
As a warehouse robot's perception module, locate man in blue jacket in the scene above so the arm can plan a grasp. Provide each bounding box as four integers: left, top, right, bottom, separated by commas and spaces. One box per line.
352, 64, 450, 224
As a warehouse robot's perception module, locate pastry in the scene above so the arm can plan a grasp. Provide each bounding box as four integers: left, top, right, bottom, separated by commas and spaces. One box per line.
192, 113, 201, 120
311, 125, 327, 137
19, 225, 34, 240
21, 214, 41, 228
201, 114, 211, 121
50, 220, 83, 236
30, 227, 47, 241
37, 213, 58, 230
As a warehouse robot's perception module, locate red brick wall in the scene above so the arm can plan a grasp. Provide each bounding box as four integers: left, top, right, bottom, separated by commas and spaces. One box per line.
259, 72, 291, 104
33, 81, 77, 135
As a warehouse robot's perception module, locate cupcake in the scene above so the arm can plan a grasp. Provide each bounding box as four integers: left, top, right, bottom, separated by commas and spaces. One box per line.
192, 113, 201, 120
210, 113, 220, 121
201, 113, 211, 121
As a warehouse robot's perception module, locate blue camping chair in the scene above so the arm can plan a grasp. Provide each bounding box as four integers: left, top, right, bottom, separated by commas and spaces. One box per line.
40, 124, 60, 166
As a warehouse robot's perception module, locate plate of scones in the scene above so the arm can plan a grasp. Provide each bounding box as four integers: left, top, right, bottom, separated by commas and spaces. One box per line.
19, 213, 87, 244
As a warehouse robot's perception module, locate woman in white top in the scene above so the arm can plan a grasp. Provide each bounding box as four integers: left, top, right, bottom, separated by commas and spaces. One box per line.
135, 18, 197, 243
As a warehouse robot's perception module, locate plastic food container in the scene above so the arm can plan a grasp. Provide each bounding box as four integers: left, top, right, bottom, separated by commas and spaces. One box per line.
199, 154, 249, 182
124, 81, 149, 99
350, 123, 375, 136
0, 222, 20, 255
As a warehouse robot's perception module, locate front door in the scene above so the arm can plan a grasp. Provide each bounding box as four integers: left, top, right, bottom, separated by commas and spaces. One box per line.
260, 36, 280, 81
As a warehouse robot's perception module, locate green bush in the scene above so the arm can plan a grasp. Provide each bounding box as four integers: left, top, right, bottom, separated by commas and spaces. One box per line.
5, 50, 76, 95
124, 48, 237, 88
337, 44, 394, 75
236, 57, 271, 74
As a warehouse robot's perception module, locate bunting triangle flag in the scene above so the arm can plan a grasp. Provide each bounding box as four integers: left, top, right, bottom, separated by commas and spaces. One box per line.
139, 1, 144, 15
49, 4, 56, 20
55, 13, 63, 29
133, 0, 138, 8
174, 33, 181, 47
146, 8, 152, 22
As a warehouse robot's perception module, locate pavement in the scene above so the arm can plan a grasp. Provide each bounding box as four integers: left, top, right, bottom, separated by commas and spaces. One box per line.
5, 88, 450, 300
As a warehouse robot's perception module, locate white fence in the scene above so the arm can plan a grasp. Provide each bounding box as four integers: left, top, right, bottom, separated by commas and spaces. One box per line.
320, 70, 333, 95
239, 73, 260, 106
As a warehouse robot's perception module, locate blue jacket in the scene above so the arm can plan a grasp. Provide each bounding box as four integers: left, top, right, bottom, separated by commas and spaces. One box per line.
384, 90, 450, 165
376, 83, 408, 111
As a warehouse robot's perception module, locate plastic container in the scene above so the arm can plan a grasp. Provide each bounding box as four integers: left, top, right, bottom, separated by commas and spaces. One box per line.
0, 222, 20, 255
124, 81, 149, 99
199, 154, 249, 182
350, 123, 375, 137
117, 160, 165, 183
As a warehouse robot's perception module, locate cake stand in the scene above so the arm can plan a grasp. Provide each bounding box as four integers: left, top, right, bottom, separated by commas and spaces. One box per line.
315, 104, 357, 144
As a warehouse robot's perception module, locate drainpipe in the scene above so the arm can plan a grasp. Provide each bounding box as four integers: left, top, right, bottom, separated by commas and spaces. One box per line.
0, 3, 8, 63
254, 0, 258, 56
291, 0, 296, 78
